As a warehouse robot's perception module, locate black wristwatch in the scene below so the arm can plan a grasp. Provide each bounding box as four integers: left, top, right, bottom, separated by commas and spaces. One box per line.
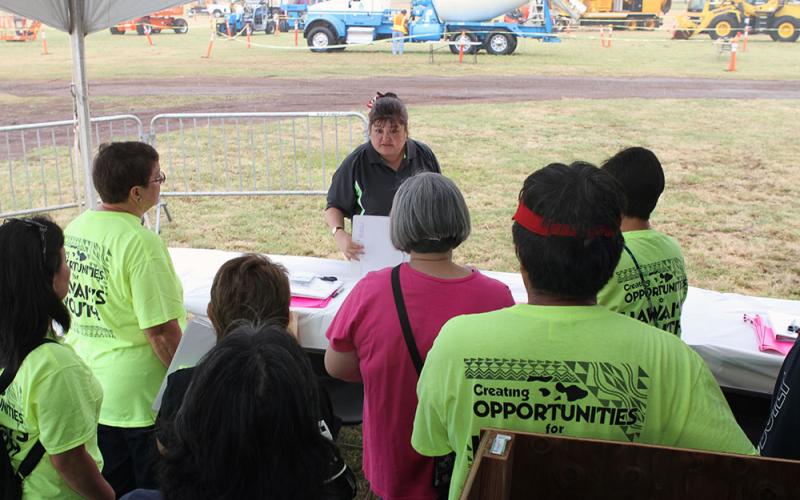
331, 226, 344, 236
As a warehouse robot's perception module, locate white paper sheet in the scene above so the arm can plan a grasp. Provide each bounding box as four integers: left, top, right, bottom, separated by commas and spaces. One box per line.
152, 317, 217, 411
769, 311, 800, 342
290, 278, 343, 300
352, 215, 407, 275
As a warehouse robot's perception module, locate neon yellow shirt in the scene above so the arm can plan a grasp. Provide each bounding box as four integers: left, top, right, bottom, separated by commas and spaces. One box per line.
65, 210, 186, 427
0, 337, 104, 499
598, 229, 688, 336
411, 304, 756, 500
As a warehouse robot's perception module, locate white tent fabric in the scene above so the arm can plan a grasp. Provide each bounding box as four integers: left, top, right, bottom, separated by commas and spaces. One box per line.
0, 0, 184, 34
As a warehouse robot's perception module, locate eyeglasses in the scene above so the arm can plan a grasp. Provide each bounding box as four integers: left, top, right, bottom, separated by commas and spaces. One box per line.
149, 172, 166, 185
2, 217, 48, 260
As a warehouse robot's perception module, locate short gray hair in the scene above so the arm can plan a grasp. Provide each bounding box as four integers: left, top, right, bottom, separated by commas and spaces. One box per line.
390, 172, 471, 253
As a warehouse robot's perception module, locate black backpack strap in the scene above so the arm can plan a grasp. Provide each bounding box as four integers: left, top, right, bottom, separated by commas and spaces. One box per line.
1, 337, 58, 479
391, 265, 424, 376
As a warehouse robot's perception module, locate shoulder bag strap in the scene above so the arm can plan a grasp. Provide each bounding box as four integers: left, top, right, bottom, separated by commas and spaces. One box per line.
623, 245, 660, 330
391, 265, 424, 376
1, 338, 57, 478
0, 367, 15, 395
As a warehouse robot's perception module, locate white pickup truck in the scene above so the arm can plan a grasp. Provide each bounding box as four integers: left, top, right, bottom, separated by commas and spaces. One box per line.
206, 2, 232, 17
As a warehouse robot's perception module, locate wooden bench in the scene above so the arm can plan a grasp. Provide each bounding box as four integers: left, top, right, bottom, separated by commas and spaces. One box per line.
461, 428, 800, 499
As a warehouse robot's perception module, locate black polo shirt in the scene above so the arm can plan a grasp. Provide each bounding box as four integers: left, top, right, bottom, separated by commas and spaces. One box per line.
326, 138, 441, 218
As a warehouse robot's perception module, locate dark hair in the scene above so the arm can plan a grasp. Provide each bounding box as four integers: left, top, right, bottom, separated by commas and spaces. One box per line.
92, 141, 159, 204
368, 93, 408, 131
601, 147, 664, 220
208, 254, 291, 339
0, 216, 70, 370
160, 323, 337, 500
513, 162, 625, 299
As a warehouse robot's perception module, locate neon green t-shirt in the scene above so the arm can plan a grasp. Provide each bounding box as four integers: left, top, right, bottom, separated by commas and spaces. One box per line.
0, 337, 104, 499
411, 304, 755, 500
598, 229, 688, 336
64, 210, 186, 427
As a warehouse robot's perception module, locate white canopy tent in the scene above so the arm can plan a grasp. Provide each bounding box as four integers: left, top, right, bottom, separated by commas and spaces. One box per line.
0, 0, 184, 210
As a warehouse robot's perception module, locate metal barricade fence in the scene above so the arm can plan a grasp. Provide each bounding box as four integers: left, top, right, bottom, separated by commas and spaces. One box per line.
0, 115, 144, 218
148, 112, 368, 232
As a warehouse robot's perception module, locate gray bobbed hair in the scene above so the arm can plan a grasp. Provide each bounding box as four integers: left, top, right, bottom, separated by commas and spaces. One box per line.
390, 172, 471, 253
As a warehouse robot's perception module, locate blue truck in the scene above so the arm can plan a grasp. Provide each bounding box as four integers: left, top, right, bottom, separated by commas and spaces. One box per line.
216, 1, 315, 36
302, 0, 559, 55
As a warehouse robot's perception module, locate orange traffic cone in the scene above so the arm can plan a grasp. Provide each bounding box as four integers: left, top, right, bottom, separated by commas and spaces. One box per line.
145, 25, 154, 46
743, 25, 749, 52
202, 30, 216, 59
458, 31, 465, 63
727, 34, 739, 72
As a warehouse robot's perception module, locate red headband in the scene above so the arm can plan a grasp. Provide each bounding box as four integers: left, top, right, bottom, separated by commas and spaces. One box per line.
512, 201, 617, 238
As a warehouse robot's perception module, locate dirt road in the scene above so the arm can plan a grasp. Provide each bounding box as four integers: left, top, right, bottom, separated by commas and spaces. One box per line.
3, 75, 799, 124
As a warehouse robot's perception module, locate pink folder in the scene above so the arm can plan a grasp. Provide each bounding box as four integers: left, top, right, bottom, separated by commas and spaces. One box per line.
290, 295, 334, 309
743, 313, 794, 356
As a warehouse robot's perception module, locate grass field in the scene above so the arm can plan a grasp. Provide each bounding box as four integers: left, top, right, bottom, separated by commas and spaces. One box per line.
2, 10, 799, 498
0, 16, 799, 82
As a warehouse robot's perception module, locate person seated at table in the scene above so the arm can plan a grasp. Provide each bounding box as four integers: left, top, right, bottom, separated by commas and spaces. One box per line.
597, 146, 688, 336
155, 254, 339, 451
324, 92, 441, 260
759, 338, 800, 459
0, 217, 114, 499
325, 172, 514, 500
125, 324, 356, 500
411, 162, 755, 500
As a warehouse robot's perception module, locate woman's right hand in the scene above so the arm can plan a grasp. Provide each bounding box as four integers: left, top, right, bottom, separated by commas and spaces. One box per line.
334, 230, 364, 261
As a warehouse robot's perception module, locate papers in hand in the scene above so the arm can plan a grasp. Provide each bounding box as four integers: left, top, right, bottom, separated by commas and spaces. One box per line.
352, 215, 407, 275
153, 317, 217, 411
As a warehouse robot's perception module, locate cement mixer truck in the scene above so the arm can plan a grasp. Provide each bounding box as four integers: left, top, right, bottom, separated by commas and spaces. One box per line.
303, 0, 558, 55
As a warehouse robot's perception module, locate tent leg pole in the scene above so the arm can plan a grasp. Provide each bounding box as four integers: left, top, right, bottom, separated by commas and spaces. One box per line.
69, 0, 96, 212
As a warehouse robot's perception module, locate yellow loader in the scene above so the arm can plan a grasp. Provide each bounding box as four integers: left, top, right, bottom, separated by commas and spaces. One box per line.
673, 0, 800, 42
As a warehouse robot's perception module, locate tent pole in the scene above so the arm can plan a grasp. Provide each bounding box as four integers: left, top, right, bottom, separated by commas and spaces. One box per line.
69, 0, 96, 211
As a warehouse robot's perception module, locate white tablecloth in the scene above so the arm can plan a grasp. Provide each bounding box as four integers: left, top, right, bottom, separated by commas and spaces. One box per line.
169, 247, 799, 396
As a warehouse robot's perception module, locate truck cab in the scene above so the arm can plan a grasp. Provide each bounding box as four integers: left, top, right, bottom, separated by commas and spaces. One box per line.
304, 0, 393, 50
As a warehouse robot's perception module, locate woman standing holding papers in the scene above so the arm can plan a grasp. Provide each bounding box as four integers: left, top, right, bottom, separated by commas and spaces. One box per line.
325, 173, 514, 500
324, 92, 441, 260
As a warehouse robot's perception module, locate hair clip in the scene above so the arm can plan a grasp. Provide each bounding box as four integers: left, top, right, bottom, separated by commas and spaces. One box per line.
367, 92, 399, 109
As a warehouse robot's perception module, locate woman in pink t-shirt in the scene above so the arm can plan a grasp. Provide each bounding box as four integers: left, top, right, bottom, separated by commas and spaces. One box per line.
325, 173, 514, 500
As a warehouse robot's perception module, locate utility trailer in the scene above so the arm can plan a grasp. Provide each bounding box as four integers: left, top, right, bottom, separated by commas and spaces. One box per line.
303, 0, 559, 55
